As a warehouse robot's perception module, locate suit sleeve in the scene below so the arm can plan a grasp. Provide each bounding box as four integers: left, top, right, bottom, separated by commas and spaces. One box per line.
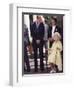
48, 26, 51, 38
42, 23, 45, 39
58, 27, 63, 44
30, 23, 34, 37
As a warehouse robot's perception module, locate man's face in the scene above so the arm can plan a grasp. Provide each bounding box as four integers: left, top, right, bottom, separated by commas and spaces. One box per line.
37, 16, 42, 23
51, 19, 56, 26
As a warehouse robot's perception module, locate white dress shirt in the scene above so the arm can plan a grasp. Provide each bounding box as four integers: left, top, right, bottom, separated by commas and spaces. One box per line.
52, 25, 56, 37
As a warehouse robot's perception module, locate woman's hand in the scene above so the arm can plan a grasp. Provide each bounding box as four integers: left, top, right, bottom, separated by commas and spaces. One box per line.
56, 47, 62, 52
45, 48, 51, 51
49, 38, 53, 42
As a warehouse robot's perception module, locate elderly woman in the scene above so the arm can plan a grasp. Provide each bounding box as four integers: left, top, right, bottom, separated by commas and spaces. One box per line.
47, 32, 62, 72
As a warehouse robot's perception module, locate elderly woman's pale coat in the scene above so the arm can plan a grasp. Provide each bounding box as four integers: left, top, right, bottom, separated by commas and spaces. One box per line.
48, 40, 62, 71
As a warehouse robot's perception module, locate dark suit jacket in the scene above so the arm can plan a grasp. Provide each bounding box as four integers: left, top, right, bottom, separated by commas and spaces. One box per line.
30, 22, 44, 41
48, 26, 63, 42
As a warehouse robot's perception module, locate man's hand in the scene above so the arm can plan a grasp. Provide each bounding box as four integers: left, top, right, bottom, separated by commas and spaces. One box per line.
36, 40, 40, 44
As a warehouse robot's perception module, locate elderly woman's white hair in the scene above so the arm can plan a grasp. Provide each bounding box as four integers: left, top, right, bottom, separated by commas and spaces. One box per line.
53, 32, 61, 40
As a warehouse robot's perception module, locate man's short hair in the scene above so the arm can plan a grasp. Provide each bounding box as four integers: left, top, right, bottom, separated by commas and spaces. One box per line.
51, 16, 57, 23
37, 15, 41, 19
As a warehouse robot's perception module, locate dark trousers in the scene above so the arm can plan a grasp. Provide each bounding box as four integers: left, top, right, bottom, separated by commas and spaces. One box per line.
32, 40, 44, 71
24, 43, 30, 71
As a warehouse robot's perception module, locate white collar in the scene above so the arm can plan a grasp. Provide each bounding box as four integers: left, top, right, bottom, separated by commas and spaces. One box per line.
52, 25, 56, 28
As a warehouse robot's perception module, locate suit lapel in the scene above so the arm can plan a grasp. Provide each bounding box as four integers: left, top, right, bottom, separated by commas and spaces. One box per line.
51, 26, 57, 33
54, 26, 58, 32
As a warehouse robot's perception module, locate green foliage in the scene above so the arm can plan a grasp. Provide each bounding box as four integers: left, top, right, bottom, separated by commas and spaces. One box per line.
43, 15, 51, 24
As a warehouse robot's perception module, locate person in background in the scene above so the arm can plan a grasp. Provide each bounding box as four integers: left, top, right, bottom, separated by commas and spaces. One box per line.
43, 20, 49, 52
43, 19, 50, 68
30, 15, 45, 72
24, 24, 30, 72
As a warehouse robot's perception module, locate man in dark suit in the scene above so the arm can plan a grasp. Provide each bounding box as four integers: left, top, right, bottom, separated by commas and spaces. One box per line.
48, 17, 63, 47
30, 16, 45, 72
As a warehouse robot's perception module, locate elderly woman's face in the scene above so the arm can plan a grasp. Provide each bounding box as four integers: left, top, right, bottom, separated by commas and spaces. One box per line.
53, 35, 59, 41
